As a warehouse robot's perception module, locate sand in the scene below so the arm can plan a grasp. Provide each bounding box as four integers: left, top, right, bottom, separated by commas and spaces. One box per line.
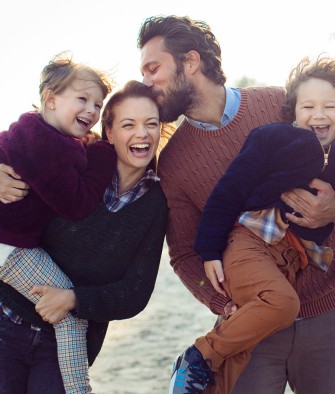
89, 242, 293, 394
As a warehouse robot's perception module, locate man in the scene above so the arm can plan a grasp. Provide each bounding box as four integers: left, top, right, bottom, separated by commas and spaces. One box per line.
137, 15, 335, 394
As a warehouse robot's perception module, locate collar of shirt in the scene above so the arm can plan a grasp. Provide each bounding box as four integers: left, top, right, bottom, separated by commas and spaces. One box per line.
103, 169, 160, 212
186, 86, 241, 130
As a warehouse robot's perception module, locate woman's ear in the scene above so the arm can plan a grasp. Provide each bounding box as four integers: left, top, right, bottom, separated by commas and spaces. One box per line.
105, 127, 113, 144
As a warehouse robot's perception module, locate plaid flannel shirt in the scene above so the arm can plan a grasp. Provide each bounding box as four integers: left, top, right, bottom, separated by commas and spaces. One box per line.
239, 207, 333, 271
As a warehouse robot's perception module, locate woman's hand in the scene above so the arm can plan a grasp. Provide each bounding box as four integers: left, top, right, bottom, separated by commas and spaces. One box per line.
0, 164, 29, 203
29, 285, 77, 324
204, 259, 227, 296
281, 178, 335, 228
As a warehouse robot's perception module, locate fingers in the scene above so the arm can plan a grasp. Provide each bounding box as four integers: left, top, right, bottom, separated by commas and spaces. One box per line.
0, 164, 21, 179
209, 273, 226, 296
0, 191, 28, 203
29, 285, 46, 296
214, 264, 224, 283
309, 177, 332, 191
223, 301, 238, 318
80, 130, 101, 146
0, 198, 12, 204
204, 260, 227, 296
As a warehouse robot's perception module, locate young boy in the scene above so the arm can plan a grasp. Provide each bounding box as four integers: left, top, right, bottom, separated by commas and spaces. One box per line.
169, 56, 335, 394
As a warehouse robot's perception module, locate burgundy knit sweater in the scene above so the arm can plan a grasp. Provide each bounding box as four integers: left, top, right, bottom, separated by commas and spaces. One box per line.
0, 112, 117, 247
158, 86, 335, 319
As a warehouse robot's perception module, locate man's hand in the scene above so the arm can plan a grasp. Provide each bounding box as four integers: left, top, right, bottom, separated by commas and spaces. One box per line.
0, 164, 29, 203
30, 285, 77, 324
281, 178, 335, 228
204, 259, 227, 296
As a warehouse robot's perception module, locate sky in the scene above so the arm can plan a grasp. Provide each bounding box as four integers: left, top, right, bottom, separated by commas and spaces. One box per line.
1, 0, 334, 131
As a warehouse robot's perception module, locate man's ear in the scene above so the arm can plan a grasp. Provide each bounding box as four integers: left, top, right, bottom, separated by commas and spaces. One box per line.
184, 50, 201, 74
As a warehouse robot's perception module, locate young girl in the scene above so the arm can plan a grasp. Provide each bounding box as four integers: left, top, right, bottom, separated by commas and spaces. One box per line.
0, 53, 117, 393
169, 56, 335, 394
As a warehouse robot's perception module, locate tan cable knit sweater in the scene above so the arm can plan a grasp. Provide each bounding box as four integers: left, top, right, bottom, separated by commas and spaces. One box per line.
158, 86, 335, 318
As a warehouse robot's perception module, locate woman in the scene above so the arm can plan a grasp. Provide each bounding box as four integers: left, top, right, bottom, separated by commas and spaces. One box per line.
0, 80, 172, 393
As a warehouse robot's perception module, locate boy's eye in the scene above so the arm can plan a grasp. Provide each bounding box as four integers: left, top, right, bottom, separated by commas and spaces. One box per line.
79, 97, 87, 102
95, 104, 102, 109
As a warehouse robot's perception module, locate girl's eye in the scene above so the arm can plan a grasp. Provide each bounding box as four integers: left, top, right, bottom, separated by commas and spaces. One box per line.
147, 122, 159, 127
95, 104, 102, 110
150, 67, 158, 74
79, 97, 87, 102
123, 123, 134, 128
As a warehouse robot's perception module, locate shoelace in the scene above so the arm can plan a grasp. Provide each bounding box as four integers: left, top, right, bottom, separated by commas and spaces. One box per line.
185, 363, 213, 393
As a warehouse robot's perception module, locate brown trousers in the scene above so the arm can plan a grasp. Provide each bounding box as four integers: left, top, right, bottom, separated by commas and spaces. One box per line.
195, 226, 301, 394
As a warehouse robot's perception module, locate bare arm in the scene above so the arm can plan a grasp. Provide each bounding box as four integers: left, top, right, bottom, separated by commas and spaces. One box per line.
281, 178, 335, 228
0, 164, 29, 203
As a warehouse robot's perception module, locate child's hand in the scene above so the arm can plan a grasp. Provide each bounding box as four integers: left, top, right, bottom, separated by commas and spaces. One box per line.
204, 259, 226, 296
81, 130, 101, 146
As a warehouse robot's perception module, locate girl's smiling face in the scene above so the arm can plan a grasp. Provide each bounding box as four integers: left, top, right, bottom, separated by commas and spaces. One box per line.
45, 79, 104, 138
105, 96, 160, 178
295, 78, 335, 146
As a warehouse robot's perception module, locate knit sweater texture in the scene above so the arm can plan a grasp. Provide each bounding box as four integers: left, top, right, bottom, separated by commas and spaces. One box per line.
194, 122, 335, 261
0, 112, 117, 247
0, 182, 167, 365
158, 86, 335, 318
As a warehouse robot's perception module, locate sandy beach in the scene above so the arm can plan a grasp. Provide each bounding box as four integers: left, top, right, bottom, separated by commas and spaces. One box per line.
90, 242, 293, 394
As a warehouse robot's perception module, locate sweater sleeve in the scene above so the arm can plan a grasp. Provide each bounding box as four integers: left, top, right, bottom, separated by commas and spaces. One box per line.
159, 168, 232, 314
72, 197, 168, 322
5, 115, 117, 219
193, 130, 268, 262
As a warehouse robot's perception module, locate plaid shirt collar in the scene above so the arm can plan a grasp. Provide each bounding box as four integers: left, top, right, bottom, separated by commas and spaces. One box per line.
103, 169, 160, 212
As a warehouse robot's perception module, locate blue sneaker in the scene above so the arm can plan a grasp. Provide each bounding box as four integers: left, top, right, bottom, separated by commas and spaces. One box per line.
169, 345, 215, 393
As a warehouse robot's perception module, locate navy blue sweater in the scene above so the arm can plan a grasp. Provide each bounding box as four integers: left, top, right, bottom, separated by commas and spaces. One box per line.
194, 123, 335, 261
0, 182, 167, 365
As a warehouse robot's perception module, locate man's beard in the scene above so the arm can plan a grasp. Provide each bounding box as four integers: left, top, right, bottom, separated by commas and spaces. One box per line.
156, 72, 198, 123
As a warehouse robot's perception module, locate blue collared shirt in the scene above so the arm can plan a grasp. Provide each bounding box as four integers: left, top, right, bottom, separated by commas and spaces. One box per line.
187, 86, 241, 130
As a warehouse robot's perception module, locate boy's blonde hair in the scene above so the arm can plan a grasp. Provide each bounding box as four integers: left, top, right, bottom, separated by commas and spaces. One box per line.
281, 55, 335, 123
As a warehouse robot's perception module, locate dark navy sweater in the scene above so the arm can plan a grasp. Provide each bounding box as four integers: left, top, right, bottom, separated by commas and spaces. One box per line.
0, 182, 167, 365
194, 123, 335, 261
